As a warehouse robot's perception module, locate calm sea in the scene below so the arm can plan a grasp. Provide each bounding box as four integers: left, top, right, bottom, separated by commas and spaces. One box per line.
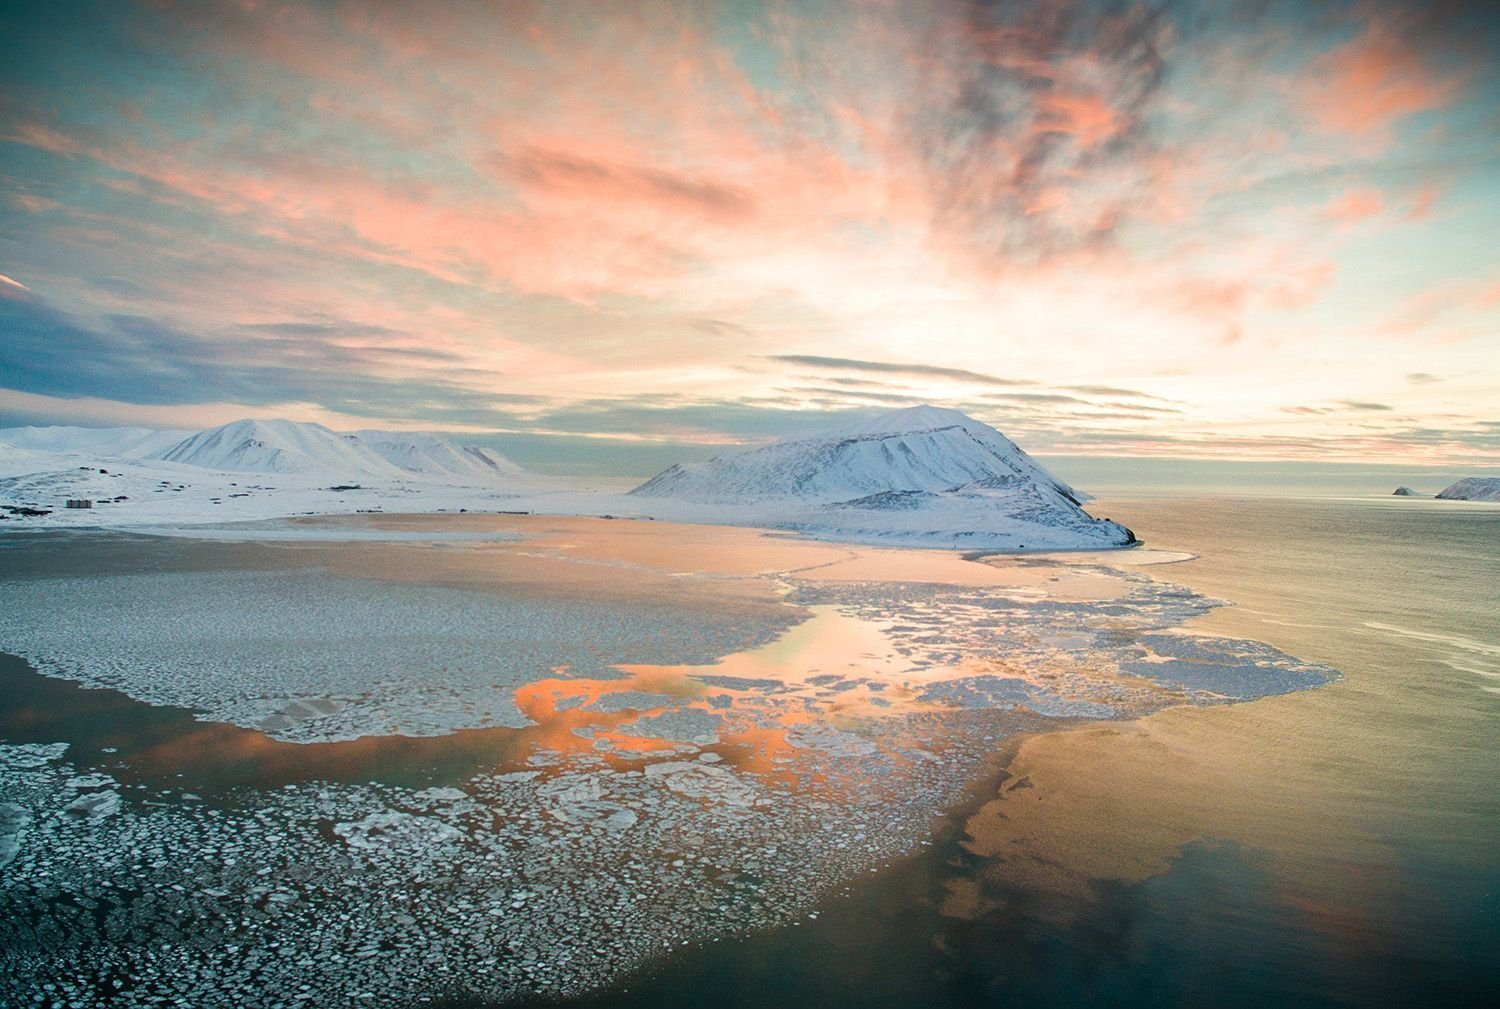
539, 494, 1500, 1009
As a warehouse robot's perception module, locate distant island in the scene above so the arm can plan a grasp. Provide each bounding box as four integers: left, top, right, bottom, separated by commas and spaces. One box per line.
1392, 486, 1420, 496
1435, 477, 1500, 503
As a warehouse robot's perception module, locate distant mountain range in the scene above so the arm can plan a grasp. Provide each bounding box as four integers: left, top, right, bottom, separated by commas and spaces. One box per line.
5, 406, 1494, 544
2, 418, 524, 484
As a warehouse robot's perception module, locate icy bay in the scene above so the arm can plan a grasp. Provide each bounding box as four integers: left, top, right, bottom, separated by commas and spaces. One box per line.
0, 514, 1335, 1006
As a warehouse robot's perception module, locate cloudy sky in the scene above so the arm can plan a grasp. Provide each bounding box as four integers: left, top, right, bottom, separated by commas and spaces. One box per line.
1, 0, 1497, 471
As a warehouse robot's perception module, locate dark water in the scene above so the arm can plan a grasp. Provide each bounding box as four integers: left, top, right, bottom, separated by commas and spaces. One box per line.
533, 495, 1500, 1009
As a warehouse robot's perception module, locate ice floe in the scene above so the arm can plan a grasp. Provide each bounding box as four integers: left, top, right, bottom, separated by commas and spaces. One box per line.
0, 568, 797, 743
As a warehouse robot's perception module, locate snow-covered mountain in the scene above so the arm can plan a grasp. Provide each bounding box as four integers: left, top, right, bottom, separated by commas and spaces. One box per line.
139, 419, 527, 484
0, 419, 539, 529
630, 404, 1132, 550
355, 430, 524, 481
1436, 477, 1500, 502
0, 440, 49, 473
634, 405, 1086, 504
0, 425, 189, 458
150, 419, 407, 477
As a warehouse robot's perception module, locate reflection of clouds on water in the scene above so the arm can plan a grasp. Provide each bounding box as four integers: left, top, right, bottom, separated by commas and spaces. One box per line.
0, 537, 1337, 1006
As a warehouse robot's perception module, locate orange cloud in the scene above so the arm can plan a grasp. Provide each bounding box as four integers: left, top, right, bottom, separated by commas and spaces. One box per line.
1303, 19, 1460, 141
1036, 91, 1121, 148
1325, 187, 1384, 222
491, 147, 757, 224
1406, 180, 1443, 220
1377, 274, 1500, 341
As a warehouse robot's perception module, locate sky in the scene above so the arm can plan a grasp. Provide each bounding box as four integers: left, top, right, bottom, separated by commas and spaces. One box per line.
1, 0, 1498, 475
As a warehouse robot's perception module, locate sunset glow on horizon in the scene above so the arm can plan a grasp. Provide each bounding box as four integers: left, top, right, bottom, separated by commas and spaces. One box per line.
2, 0, 1497, 469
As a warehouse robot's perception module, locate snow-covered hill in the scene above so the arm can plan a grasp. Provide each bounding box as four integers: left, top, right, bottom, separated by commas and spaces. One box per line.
629, 405, 1132, 550
0, 440, 49, 475
635, 405, 1086, 503
0, 419, 540, 529
138, 419, 531, 483
0, 425, 189, 458
1436, 477, 1500, 502
355, 430, 525, 481
149, 419, 407, 478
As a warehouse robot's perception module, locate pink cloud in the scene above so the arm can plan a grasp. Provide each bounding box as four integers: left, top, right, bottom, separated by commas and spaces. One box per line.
1376, 274, 1500, 341
1325, 187, 1384, 222
1302, 18, 1461, 141
11, 193, 62, 214
491, 147, 757, 224
1035, 91, 1121, 148
1406, 180, 1443, 220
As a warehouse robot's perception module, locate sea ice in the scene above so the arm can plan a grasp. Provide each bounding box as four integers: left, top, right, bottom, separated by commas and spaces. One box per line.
0, 546, 1340, 1007
0, 568, 795, 743
333, 811, 463, 852
0, 804, 29, 866
643, 761, 758, 806
63, 790, 121, 819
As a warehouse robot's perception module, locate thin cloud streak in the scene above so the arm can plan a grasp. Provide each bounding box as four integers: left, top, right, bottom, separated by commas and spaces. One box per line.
765, 355, 1032, 387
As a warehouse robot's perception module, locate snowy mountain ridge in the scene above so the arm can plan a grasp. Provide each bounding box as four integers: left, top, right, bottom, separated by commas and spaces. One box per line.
354, 429, 525, 481
0, 425, 190, 459
0, 419, 542, 530
150, 419, 407, 478
0, 417, 528, 485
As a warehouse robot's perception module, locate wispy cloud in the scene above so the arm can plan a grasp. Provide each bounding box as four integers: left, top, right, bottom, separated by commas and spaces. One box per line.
766, 355, 1031, 387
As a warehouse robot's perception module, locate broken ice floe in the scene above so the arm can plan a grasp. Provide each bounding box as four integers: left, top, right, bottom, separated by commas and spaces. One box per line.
1119, 632, 1333, 700
334, 810, 463, 852
644, 760, 758, 806
617, 708, 724, 745
0, 804, 29, 866
62, 790, 122, 820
